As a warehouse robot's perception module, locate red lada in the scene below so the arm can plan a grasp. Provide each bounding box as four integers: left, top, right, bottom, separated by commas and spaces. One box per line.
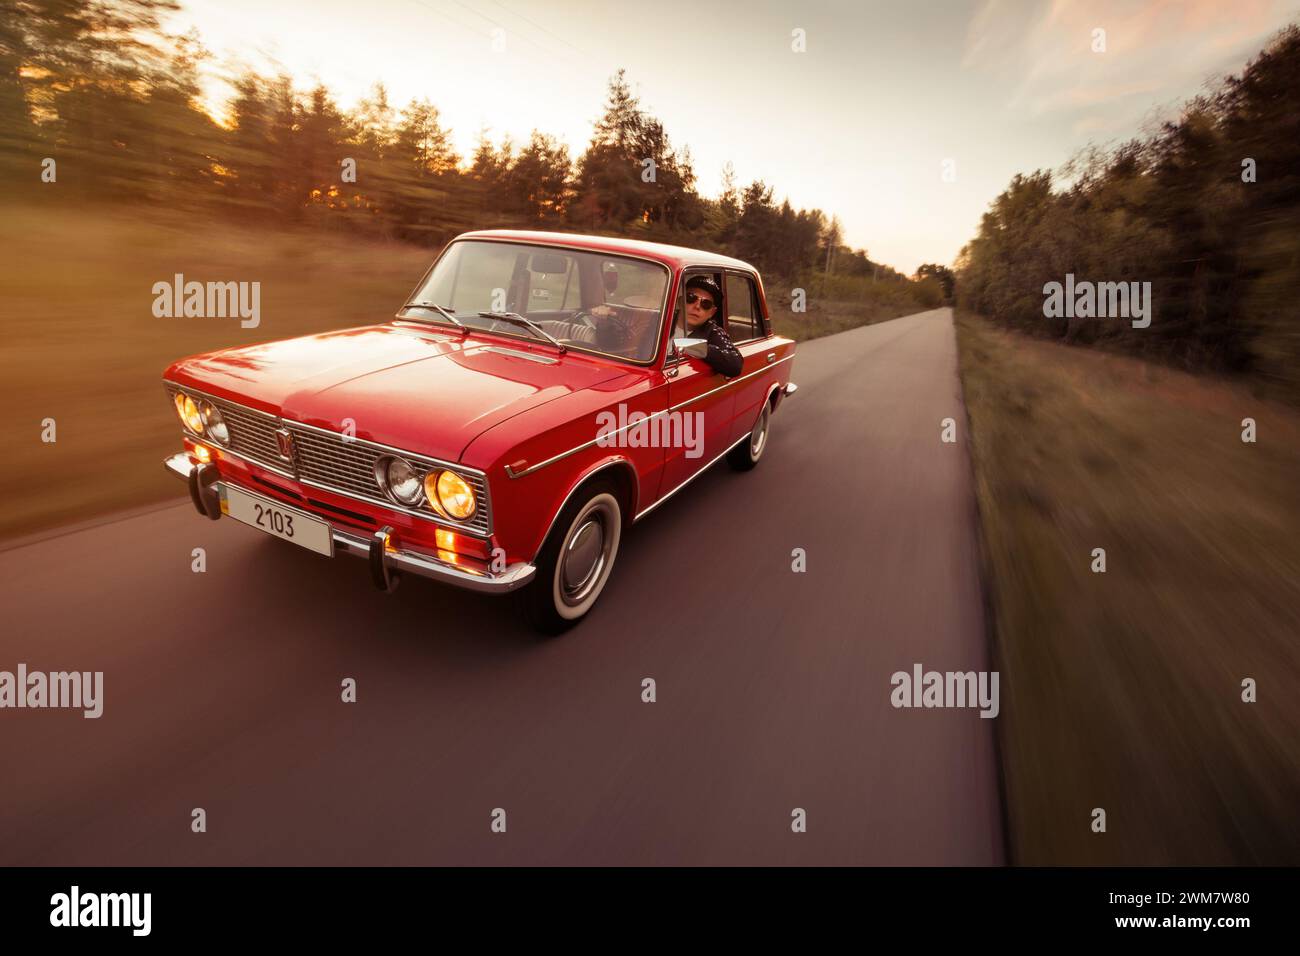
162, 231, 798, 633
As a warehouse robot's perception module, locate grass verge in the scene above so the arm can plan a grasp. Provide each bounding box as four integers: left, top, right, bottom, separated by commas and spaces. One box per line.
954, 309, 1300, 863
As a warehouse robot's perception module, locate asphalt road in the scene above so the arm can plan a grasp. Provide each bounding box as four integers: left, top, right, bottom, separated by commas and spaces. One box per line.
0, 307, 1004, 865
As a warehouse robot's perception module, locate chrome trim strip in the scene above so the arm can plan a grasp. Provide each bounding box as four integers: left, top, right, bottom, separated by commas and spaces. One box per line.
668, 354, 793, 412
633, 432, 751, 522
505, 410, 672, 480
504, 353, 794, 480
481, 346, 559, 365
388, 320, 458, 340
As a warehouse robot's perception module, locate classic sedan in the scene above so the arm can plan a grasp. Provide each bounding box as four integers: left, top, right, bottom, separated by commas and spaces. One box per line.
162, 230, 797, 632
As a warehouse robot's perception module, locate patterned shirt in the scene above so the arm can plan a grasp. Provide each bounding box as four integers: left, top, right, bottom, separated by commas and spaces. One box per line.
686, 318, 743, 377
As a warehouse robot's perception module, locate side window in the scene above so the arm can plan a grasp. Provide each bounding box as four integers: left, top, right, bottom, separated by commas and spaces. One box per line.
670, 271, 720, 359
725, 274, 760, 342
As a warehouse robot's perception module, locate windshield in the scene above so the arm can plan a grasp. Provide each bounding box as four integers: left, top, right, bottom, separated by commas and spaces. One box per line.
402, 240, 671, 363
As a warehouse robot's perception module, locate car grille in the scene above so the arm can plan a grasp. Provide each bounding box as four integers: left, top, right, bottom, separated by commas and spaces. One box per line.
286, 423, 492, 536
215, 397, 285, 472
289, 426, 382, 498
166, 383, 491, 535
167, 382, 287, 474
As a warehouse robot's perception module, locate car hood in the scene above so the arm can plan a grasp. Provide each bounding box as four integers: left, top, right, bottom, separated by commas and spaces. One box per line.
167, 323, 624, 463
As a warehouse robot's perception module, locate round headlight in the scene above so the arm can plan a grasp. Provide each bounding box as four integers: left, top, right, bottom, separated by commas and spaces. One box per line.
381, 456, 423, 505
434, 470, 476, 520
199, 401, 229, 445
181, 395, 204, 434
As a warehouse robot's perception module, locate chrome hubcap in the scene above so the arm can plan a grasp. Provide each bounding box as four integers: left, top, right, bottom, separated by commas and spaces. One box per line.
560, 505, 614, 605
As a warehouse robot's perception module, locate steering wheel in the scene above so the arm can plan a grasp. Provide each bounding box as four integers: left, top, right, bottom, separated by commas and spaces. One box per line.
571, 309, 598, 330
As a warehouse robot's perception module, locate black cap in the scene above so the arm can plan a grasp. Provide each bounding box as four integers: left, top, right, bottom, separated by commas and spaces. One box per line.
685, 275, 722, 304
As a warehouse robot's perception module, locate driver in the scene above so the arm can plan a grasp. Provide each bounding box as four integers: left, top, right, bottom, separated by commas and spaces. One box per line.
589, 264, 650, 357
679, 276, 742, 377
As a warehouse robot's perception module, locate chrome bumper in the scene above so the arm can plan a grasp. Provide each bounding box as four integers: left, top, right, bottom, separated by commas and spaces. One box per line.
164, 452, 535, 594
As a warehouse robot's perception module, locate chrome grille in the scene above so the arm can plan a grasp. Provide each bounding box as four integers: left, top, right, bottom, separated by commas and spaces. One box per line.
290, 427, 385, 500
287, 423, 492, 536
165, 383, 490, 535
213, 397, 284, 471
165, 382, 286, 472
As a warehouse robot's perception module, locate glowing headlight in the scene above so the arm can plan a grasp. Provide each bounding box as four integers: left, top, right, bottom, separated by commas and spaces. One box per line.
378, 456, 423, 505
199, 401, 229, 445
178, 394, 204, 434
433, 470, 476, 520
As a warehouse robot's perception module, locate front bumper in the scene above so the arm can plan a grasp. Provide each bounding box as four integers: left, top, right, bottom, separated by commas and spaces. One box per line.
164, 452, 535, 594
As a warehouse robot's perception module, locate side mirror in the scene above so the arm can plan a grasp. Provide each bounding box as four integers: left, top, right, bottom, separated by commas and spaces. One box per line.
673, 337, 709, 359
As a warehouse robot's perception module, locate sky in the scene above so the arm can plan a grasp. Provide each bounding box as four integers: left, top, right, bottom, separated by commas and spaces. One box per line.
166, 0, 1300, 274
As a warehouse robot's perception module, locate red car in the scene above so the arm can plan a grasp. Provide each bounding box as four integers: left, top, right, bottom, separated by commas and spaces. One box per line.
162, 231, 798, 632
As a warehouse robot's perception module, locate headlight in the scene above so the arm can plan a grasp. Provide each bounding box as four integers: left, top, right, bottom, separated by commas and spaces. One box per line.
199, 401, 229, 445
432, 469, 476, 520
178, 394, 204, 434
377, 456, 423, 505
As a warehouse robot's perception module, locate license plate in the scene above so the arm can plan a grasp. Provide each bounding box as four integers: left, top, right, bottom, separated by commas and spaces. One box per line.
220, 484, 333, 557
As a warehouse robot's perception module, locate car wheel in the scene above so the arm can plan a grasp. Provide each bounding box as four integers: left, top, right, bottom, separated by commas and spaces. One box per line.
519, 480, 622, 635
727, 400, 771, 472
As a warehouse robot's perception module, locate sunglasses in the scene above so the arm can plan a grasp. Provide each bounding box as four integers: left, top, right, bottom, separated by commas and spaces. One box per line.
685, 292, 716, 310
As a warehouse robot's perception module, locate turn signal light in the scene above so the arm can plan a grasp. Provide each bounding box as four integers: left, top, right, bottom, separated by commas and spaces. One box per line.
434, 529, 489, 560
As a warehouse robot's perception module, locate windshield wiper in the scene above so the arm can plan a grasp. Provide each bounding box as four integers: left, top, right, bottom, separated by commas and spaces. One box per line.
399, 302, 466, 332
478, 311, 566, 354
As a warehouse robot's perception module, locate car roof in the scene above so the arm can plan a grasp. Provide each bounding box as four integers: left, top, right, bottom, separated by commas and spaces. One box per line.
455, 229, 760, 273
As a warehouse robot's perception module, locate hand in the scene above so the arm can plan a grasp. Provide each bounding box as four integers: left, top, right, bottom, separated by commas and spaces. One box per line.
589, 305, 615, 318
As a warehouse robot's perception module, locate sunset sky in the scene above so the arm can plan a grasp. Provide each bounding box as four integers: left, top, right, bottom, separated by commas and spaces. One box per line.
167, 0, 1300, 273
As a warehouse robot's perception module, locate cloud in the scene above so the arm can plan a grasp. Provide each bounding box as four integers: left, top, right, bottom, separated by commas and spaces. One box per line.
963, 0, 1300, 134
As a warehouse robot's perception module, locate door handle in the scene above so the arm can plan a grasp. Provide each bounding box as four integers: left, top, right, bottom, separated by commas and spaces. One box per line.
765, 352, 776, 364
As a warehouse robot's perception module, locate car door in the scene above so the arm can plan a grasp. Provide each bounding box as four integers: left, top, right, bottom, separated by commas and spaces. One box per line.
659, 268, 736, 497
724, 271, 778, 445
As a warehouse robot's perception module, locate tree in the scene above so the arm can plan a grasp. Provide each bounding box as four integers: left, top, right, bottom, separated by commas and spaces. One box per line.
571, 69, 699, 234
504, 131, 572, 220
916, 263, 955, 301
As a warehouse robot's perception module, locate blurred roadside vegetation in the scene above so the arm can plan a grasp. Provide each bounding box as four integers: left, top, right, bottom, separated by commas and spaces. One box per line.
955, 309, 1300, 864
0, 208, 433, 540
0, 0, 939, 310
957, 25, 1300, 406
